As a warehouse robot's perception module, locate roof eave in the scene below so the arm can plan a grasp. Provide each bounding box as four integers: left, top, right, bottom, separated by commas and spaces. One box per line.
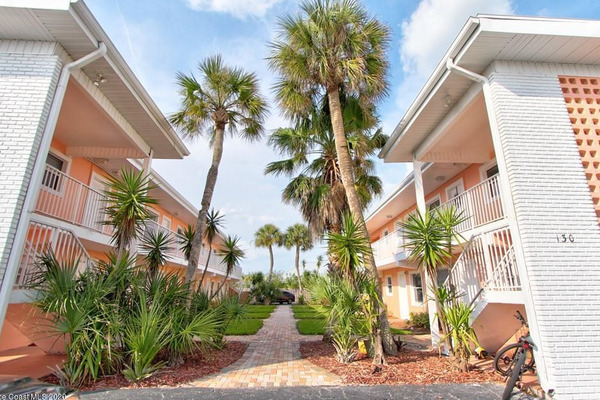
70, 0, 190, 159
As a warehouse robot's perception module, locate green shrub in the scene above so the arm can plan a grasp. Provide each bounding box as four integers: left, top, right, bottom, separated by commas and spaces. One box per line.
409, 312, 430, 330
298, 294, 306, 305
293, 312, 324, 319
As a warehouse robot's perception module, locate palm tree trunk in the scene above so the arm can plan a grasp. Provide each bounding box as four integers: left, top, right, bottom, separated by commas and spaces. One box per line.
327, 87, 397, 362
267, 245, 274, 283
185, 125, 225, 284
198, 243, 213, 289
295, 245, 302, 292
211, 270, 230, 300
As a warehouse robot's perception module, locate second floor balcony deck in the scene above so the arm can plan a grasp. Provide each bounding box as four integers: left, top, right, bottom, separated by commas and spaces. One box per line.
371, 174, 506, 267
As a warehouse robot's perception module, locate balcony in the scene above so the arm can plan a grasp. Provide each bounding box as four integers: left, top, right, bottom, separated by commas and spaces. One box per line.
371, 229, 408, 267
35, 165, 112, 236
35, 166, 241, 279
444, 174, 505, 235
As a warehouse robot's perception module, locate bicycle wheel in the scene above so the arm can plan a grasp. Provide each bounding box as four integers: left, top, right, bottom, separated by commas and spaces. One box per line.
502, 351, 526, 400
494, 343, 534, 376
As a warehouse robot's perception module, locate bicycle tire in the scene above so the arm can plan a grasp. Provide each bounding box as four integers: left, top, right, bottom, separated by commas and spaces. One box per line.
494, 343, 535, 376
502, 351, 526, 400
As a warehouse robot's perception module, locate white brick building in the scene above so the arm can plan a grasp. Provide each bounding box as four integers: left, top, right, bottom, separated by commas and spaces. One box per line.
375, 15, 600, 399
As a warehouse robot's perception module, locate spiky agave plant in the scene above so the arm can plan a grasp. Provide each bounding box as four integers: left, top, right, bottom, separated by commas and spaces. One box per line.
140, 229, 174, 277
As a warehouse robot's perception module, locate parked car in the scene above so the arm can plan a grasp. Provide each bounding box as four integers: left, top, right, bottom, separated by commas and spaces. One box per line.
0, 377, 78, 399
277, 290, 295, 304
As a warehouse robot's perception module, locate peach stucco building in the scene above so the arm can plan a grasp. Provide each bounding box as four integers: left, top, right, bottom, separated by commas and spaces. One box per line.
0, 0, 241, 362
368, 15, 600, 399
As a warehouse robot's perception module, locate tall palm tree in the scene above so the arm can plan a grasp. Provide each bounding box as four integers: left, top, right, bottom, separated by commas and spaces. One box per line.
211, 235, 245, 300
266, 95, 385, 238
103, 168, 157, 258
284, 224, 313, 291
170, 55, 268, 284
254, 224, 283, 282
268, 0, 395, 360
198, 208, 225, 288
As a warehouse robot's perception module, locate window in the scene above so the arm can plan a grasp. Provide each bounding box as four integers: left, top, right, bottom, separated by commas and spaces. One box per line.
446, 179, 464, 201
426, 196, 441, 211
411, 273, 424, 304
480, 161, 500, 199
386, 276, 393, 295
42, 153, 67, 191
161, 215, 171, 230
437, 268, 449, 287
485, 164, 499, 179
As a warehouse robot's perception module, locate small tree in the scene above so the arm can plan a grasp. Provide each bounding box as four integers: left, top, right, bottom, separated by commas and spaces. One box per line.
254, 224, 283, 282
103, 169, 157, 258
140, 230, 173, 277
211, 235, 245, 300
198, 208, 225, 288
284, 224, 313, 291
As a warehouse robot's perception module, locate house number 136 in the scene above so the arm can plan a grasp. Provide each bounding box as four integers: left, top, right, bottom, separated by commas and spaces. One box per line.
556, 234, 574, 243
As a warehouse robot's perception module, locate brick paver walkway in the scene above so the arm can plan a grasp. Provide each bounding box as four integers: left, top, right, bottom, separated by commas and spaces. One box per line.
190, 305, 341, 388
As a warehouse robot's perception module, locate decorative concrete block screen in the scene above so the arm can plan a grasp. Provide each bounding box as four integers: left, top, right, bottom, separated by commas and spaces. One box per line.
559, 76, 600, 224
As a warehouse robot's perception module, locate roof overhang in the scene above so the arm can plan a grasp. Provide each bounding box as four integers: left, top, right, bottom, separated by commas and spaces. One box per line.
0, 0, 189, 159
381, 14, 600, 163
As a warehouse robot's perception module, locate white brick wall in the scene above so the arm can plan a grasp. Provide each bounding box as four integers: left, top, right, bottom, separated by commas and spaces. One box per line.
0, 49, 62, 292
487, 61, 600, 400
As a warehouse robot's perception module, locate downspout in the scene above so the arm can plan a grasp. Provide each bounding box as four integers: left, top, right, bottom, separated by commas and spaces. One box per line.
0, 42, 107, 335
445, 58, 551, 392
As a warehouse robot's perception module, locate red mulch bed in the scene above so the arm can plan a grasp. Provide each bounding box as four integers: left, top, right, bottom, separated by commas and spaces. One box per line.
300, 341, 503, 385
42, 341, 247, 391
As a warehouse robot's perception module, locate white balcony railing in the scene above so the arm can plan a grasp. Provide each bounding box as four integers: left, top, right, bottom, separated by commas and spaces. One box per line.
15, 221, 93, 288
372, 229, 406, 265
36, 165, 112, 235
446, 224, 520, 307
443, 174, 505, 234
35, 166, 242, 279
141, 220, 188, 261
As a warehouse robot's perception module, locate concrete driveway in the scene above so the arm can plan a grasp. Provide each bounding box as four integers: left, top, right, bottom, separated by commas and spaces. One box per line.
81, 384, 536, 400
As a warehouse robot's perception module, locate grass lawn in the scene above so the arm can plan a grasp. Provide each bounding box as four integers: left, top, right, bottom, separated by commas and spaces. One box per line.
293, 312, 324, 319
225, 319, 264, 335
246, 305, 276, 313
391, 327, 413, 335
291, 305, 318, 312
297, 318, 327, 335
244, 312, 271, 319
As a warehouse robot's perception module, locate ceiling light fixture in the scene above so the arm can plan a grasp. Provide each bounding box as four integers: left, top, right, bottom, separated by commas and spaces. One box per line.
93, 72, 107, 86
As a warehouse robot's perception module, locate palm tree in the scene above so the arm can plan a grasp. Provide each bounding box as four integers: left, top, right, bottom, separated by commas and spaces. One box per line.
254, 224, 283, 283
103, 168, 157, 258
170, 55, 268, 284
316, 255, 323, 274
140, 229, 173, 277
211, 235, 245, 300
268, 0, 395, 360
198, 208, 225, 288
178, 224, 195, 262
284, 224, 313, 291
266, 95, 385, 238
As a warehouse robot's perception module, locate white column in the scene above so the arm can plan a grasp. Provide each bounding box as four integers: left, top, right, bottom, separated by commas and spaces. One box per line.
413, 156, 441, 347
141, 149, 153, 176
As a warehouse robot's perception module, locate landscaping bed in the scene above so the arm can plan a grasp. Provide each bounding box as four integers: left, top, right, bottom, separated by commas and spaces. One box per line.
43, 341, 247, 391
299, 341, 503, 385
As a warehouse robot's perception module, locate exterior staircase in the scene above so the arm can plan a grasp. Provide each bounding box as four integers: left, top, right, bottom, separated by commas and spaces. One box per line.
445, 223, 525, 351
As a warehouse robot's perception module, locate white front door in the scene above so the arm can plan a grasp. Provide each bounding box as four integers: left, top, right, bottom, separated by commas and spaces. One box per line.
397, 271, 410, 319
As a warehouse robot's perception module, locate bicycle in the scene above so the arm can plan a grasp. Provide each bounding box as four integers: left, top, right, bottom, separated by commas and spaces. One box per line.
493, 310, 536, 400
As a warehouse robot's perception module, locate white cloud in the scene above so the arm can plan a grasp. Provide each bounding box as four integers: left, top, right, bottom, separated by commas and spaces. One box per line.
400, 0, 514, 79
184, 0, 284, 19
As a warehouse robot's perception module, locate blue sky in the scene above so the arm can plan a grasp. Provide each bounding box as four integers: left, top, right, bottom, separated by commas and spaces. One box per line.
85, 0, 600, 277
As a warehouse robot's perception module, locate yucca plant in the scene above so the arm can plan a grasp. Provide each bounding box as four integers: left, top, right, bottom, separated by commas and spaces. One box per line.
103, 169, 157, 257
198, 208, 225, 288
122, 291, 171, 382
178, 224, 195, 262
440, 302, 479, 372
140, 229, 174, 277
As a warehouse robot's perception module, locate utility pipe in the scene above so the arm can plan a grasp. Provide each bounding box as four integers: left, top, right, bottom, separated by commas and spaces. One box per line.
0, 42, 107, 335
445, 58, 551, 391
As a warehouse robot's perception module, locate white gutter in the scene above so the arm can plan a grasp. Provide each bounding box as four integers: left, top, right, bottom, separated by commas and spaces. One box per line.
0, 42, 107, 335
445, 58, 552, 392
